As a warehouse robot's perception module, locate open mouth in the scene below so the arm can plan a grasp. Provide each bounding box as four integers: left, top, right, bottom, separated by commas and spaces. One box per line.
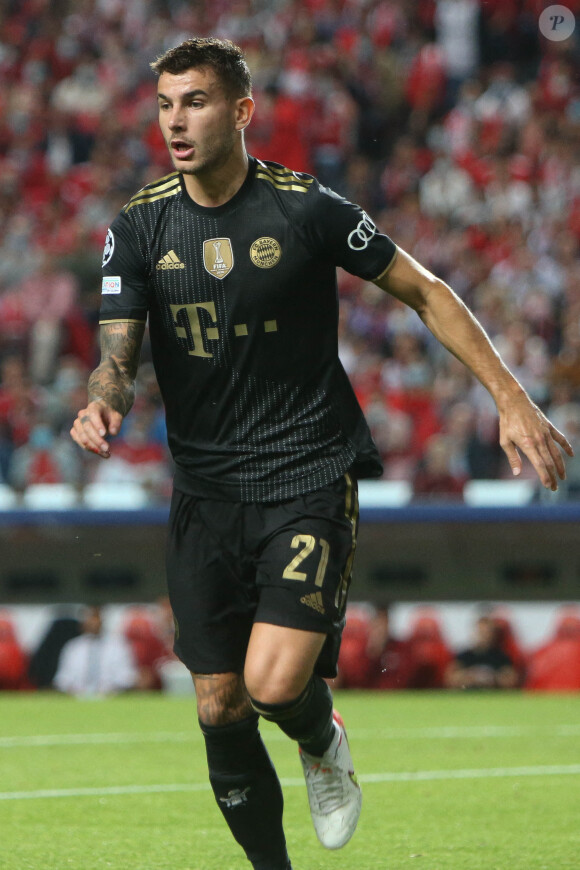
171, 140, 195, 159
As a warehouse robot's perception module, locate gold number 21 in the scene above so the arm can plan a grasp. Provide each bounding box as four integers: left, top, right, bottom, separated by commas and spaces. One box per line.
282, 535, 330, 586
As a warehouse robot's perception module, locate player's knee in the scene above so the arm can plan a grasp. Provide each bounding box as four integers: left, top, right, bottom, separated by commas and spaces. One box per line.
244, 666, 310, 707
244, 645, 317, 704
192, 671, 252, 727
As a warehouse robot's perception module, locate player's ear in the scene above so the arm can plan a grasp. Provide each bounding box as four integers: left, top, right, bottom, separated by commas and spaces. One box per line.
235, 96, 255, 131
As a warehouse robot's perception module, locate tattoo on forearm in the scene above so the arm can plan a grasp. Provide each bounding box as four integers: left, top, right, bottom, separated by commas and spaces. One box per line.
88, 322, 145, 416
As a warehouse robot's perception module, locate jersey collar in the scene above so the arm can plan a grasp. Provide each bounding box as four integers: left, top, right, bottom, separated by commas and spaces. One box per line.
179, 156, 257, 216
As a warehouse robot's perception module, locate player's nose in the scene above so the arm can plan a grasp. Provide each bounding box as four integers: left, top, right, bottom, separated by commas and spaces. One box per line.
167, 108, 186, 130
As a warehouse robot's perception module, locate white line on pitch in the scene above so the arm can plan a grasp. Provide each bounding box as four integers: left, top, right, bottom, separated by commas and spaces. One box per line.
2, 724, 580, 749
0, 731, 194, 748
1, 764, 580, 802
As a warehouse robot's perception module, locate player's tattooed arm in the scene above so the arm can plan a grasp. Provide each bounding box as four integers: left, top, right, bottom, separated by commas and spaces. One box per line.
88, 321, 146, 417
70, 320, 146, 456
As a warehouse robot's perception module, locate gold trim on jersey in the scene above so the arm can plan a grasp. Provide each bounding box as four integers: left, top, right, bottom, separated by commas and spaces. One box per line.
374, 246, 399, 282
335, 472, 359, 613
98, 318, 147, 325
123, 173, 181, 212
255, 162, 313, 193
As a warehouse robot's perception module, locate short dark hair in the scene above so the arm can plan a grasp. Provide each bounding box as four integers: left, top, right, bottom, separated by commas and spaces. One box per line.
150, 37, 252, 99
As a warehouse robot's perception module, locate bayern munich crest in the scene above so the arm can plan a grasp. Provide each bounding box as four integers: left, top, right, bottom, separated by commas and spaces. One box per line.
250, 237, 282, 269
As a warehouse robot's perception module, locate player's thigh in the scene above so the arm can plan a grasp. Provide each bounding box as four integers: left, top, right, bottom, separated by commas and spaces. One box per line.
244, 623, 327, 703
166, 490, 257, 674
251, 473, 359, 678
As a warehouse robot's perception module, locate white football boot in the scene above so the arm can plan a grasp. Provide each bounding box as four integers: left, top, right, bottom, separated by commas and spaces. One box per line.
299, 710, 362, 849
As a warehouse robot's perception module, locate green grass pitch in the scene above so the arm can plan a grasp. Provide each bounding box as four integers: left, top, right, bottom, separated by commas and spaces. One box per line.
1, 691, 580, 869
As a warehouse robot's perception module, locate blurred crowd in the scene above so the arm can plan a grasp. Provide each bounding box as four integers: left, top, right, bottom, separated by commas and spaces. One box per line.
334, 601, 580, 691
0, 598, 178, 694
2, 599, 580, 693
2, 0, 580, 500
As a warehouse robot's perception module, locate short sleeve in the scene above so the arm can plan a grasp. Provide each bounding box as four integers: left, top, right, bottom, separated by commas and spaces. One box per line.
303, 183, 397, 280
99, 211, 149, 323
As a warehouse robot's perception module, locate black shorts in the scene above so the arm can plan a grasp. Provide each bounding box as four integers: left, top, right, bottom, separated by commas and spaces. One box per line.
166, 473, 359, 678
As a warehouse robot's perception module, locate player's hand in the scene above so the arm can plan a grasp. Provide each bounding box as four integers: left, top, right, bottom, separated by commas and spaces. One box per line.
498, 394, 574, 491
70, 400, 123, 458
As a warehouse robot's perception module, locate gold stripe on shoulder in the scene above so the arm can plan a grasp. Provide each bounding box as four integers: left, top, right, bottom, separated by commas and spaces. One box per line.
149, 171, 180, 187
256, 163, 312, 185
256, 170, 310, 194
123, 174, 180, 212
127, 172, 179, 199
124, 185, 180, 212
140, 172, 180, 194
265, 164, 313, 184
99, 318, 147, 325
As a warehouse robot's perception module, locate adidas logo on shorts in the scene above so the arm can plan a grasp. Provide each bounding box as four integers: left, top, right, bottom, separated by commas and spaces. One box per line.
300, 591, 325, 614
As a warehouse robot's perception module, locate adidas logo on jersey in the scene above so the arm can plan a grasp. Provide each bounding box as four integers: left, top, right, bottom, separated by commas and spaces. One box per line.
156, 250, 185, 270
300, 591, 325, 615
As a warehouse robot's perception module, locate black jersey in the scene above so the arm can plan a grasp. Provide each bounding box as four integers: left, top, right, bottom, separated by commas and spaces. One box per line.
100, 157, 397, 502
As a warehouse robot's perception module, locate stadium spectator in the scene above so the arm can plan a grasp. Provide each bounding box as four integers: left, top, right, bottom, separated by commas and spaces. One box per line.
525, 606, 580, 692
54, 605, 139, 697
405, 609, 454, 689
0, 611, 28, 690
0, 355, 43, 453
89, 401, 172, 501
333, 603, 415, 691
412, 432, 466, 499
7, 250, 82, 385
365, 604, 416, 691
490, 609, 527, 686
152, 595, 178, 657
8, 421, 82, 489
27, 613, 81, 690
435, 0, 480, 103
445, 613, 519, 690
122, 606, 173, 691
333, 605, 374, 689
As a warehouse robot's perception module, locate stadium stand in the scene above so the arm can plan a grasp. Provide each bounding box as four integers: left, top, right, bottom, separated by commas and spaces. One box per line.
1, 2, 580, 694
524, 606, 580, 690
0, 0, 579, 500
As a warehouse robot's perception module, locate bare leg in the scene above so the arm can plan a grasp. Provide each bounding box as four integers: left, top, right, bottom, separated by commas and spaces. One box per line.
244, 623, 326, 703
244, 623, 362, 852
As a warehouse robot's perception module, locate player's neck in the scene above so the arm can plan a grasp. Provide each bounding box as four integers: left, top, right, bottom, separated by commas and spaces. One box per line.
181, 147, 249, 208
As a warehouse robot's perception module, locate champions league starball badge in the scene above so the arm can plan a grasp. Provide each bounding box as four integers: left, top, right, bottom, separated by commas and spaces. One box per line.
102, 229, 115, 267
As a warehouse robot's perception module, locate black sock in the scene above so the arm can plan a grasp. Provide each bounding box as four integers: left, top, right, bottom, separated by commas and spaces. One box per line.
200, 714, 290, 870
250, 676, 335, 757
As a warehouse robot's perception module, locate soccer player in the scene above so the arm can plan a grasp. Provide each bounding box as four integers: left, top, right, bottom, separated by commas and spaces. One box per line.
71, 37, 572, 870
